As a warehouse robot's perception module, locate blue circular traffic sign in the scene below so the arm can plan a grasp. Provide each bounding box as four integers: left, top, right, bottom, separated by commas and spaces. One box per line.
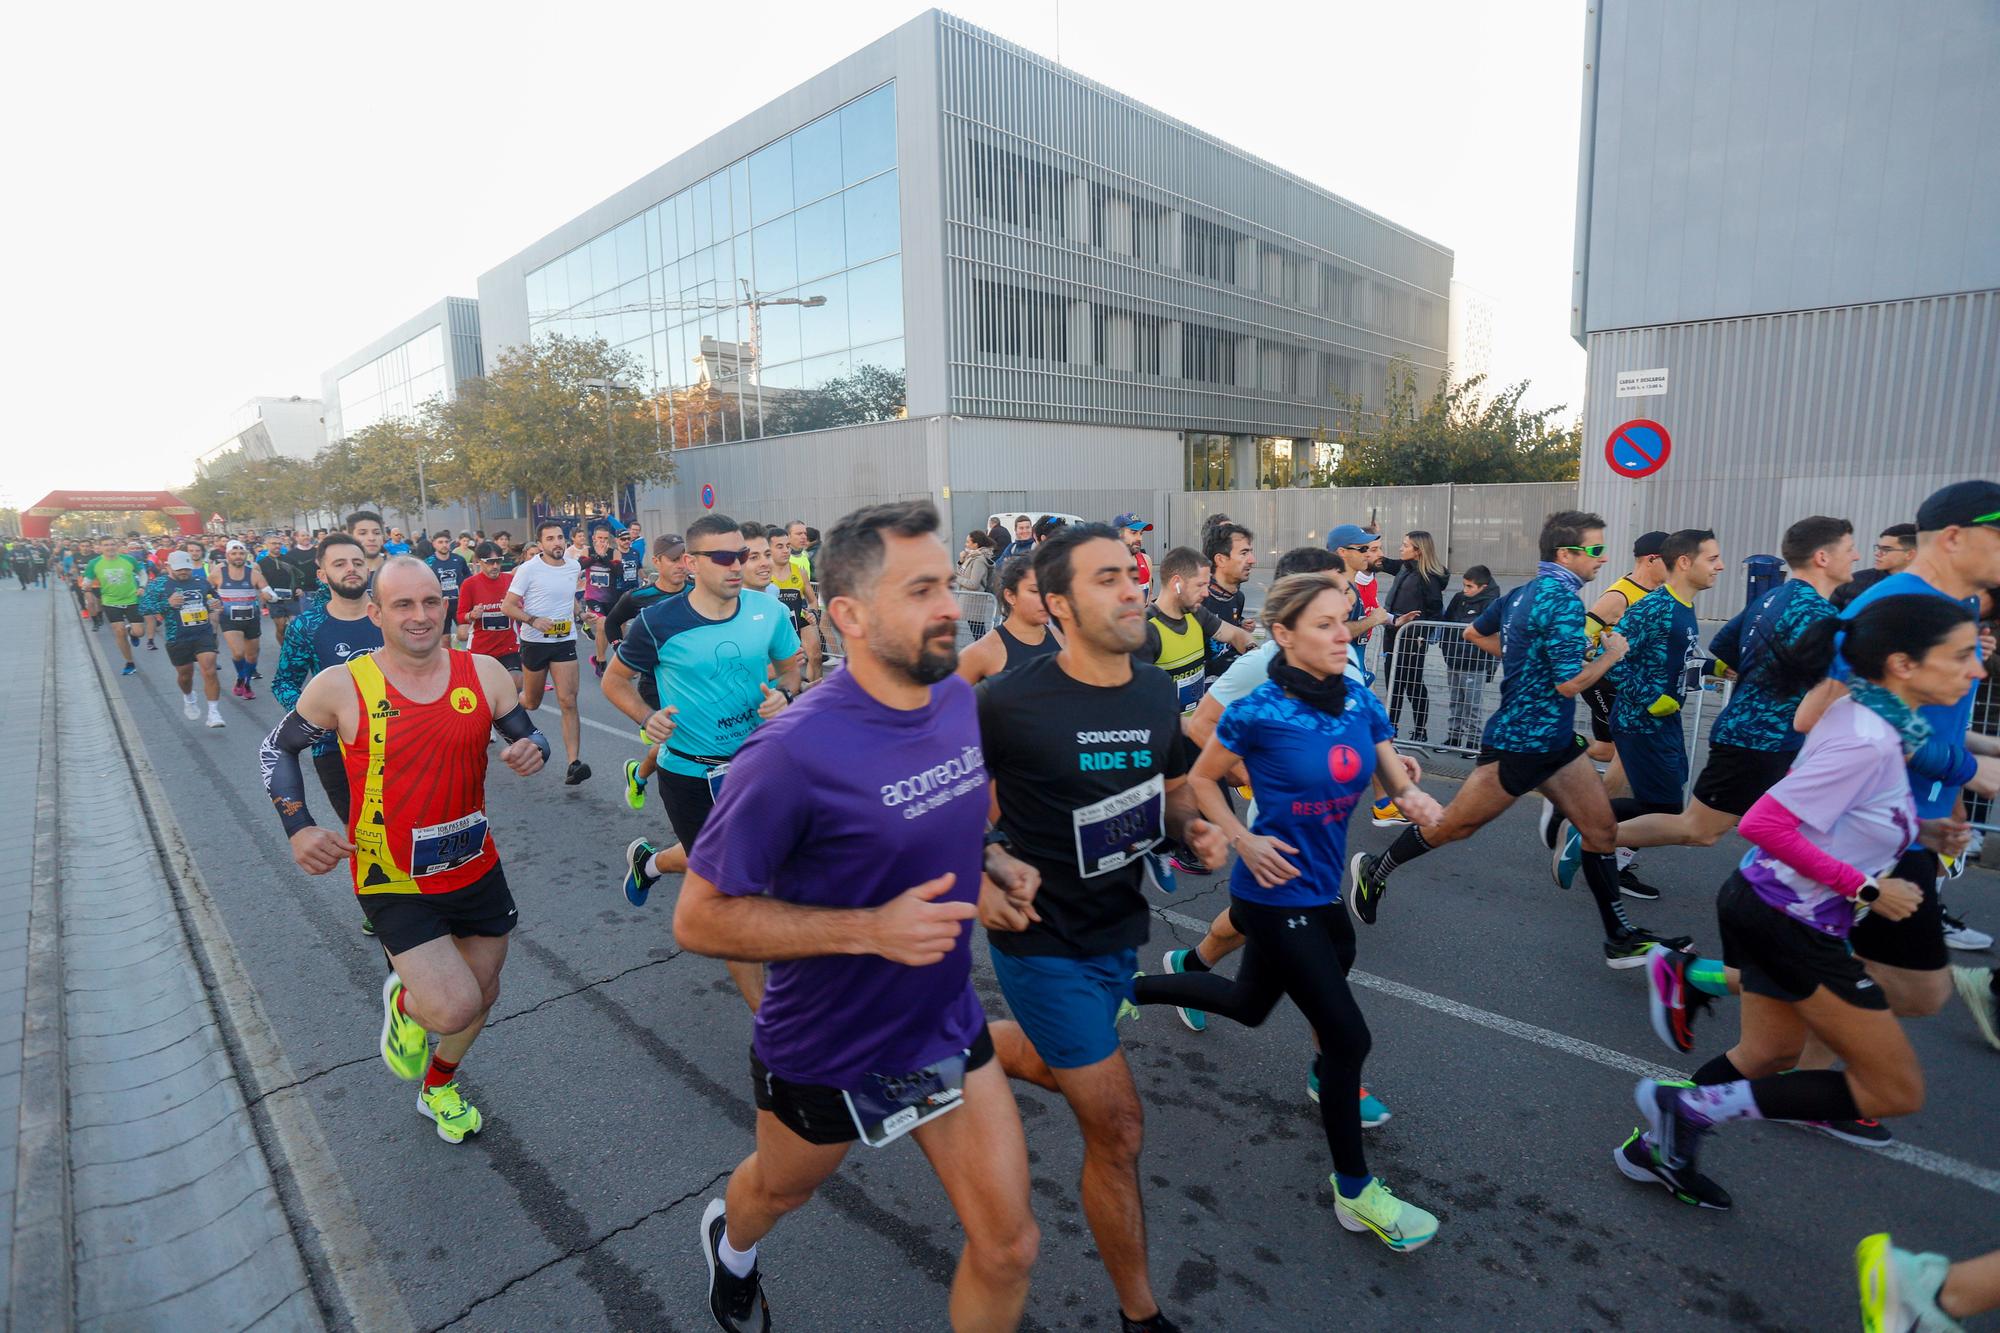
1605, 419, 1671, 478
700, 483, 715, 510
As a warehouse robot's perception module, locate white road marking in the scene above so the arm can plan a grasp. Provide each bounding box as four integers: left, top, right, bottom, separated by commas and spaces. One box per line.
1151, 904, 2000, 1198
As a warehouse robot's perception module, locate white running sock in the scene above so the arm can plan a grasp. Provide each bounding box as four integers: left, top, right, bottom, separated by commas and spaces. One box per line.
718, 1231, 758, 1279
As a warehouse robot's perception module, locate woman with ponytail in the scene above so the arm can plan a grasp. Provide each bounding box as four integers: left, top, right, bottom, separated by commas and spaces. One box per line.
1618, 594, 1983, 1210
1132, 573, 1447, 1253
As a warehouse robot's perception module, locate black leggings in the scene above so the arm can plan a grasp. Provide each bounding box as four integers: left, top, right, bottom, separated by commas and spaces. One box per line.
1384, 626, 1430, 737
1135, 897, 1372, 1179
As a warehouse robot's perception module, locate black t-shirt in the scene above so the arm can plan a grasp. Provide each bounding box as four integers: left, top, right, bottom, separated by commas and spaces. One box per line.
978, 654, 1189, 958
605, 582, 681, 644
255, 555, 298, 600
1202, 581, 1248, 676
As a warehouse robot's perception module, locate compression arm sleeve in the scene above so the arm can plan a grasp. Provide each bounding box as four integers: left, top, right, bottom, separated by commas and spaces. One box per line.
1907, 733, 1978, 788
1738, 794, 1865, 898
492, 705, 551, 763
260, 711, 329, 836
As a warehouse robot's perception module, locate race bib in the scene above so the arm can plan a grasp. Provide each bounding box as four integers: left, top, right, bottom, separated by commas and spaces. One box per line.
410, 811, 488, 877
544, 617, 572, 637
178, 604, 209, 627
480, 611, 510, 633
1072, 774, 1165, 878
842, 1053, 968, 1148
1170, 664, 1205, 715
268, 587, 293, 601
705, 761, 730, 802
588, 567, 611, 589
224, 602, 258, 623
437, 569, 460, 593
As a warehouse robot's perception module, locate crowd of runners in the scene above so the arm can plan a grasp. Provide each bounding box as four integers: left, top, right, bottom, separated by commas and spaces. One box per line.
29, 476, 1999, 1332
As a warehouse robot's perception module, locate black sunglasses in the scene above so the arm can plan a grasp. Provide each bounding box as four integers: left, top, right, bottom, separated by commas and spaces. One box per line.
691, 547, 754, 567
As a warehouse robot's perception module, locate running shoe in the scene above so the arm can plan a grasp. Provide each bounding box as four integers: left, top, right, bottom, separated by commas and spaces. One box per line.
379, 973, 427, 1081
241, 681, 255, 699
1645, 946, 1713, 1054
1617, 867, 1661, 901
1358, 1087, 1391, 1128
360, 918, 376, 937
624, 837, 658, 908
1346, 851, 1386, 927
231, 681, 247, 698
1613, 1128, 1732, 1210
1117, 973, 1143, 1026
622, 759, 647, 811
1370, 798, 1411, 828
1537, 796, 1560, 850
590, 654, 605, 679
1333, 1177, 1437, 1252
1941, 853, 1967, 881
1161, 949, 1206, 1032
1940, 909, 1992, 952
182, 694, 200, 720
147, 639, 157, 650
1167, 850, 1211, 876
120, 663, 136, 676
1855, 1233, 1959, 1333
1552, 821, 1582, 890
565, 759, 592, 786
205, 706, 226, 729
251, 667, 262, 679
1952, 965, 1999, 1051
1120, 1312, 1182, 1332
417, 1081, 483, 1144
1632, 1078, 1709, 1173
702, 1198, 771, 1333
1604, 928, 1692, 970
1811, 1118, 1894, 1148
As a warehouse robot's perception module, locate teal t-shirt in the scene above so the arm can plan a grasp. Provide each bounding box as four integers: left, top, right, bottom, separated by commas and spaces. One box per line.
612, 588, 804, 777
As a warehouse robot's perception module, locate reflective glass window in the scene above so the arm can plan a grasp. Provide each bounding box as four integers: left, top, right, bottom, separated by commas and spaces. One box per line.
730, 160, 750, 235
799, 272, 847, 358
756, 298, 801, 366
645, 206, 661, 271
752, 215, 797, 292
843, 171, 899, 264
691, 177, 714, 250
791, 113, 843, 206
760, 361, 802, 390
615, 217, 646, 284
801, 349, 852, 390
526, 267, 548, 321
565, 249, 591, 309
652, 332, 669, 387
734, 233, 754, 293
748, 141, 792, 226
542, 260, 568, 312
793, 195, 845, 282
850, 338, 904, 376
589, 233, 617, 297
845, 256, 901, 347
840, 84, 896, 185
709, 172, 732, 246
674, 192, 696, 258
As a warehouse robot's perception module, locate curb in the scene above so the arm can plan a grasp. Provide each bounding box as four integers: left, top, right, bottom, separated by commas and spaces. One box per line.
77, 602, 413, 1331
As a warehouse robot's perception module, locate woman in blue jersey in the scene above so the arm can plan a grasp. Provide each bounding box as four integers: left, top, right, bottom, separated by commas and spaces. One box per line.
1132, 572, 1446, 1253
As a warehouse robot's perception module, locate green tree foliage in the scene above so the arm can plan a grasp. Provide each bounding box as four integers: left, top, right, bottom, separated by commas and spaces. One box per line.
769, 365, 908, 435
1324, 359, 1581, 487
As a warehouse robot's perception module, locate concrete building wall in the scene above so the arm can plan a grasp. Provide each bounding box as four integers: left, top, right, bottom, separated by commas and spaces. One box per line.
319, 296, 482, 442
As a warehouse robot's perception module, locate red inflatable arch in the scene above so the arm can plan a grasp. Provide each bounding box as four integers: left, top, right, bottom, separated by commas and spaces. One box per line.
21, 490, 204, 540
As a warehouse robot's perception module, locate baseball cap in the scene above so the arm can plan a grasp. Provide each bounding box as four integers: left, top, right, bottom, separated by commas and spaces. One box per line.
1327, 523, 1377, 548
167, 551, 195, 571
1112, 512, 1153, 532
1632, 531, 1669, 559
225, 539, 247, 553
653, 532, 686, 556
1916, 480, 2000, 532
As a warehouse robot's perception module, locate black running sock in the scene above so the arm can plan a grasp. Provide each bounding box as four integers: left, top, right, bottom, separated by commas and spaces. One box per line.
1580, 851, 1635, 937
1373, 827, 1432, 880
1748, 1069, 1862, 1124
1691, 1053, 1743, 1086
1182, 947, 1211, 973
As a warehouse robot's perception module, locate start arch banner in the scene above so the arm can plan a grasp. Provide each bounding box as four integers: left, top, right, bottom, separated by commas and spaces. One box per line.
21, 490, 203, 539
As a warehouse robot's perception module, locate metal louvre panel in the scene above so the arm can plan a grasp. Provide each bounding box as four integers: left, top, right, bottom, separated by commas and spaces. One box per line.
1579, 290, 2000, 619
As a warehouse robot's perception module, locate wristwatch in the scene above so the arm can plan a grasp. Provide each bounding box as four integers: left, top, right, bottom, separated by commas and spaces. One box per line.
1856, 876, 1881, 903
983, 827, 1012, 851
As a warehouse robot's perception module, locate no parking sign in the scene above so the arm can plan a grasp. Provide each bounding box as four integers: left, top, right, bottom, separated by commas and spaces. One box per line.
700, 483, 715, 510
1605, 419, 1671, 479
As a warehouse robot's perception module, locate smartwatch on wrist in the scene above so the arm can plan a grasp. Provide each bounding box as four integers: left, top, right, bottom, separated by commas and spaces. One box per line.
1856, 876, 1881, 903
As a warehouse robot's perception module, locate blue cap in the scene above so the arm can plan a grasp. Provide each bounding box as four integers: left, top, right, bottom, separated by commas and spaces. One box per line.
1326, 523, 1376, 549
1112, 512, 1152, 532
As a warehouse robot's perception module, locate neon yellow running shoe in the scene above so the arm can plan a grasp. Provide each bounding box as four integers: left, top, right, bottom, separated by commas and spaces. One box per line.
379, 973, 428, 1081
1334, 1177, 1438, 1252
417, 1081, 484, 1144
623, 758, 647, 811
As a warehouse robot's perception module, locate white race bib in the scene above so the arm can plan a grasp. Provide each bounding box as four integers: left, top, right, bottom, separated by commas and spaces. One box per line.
1071, 774, 1165, 878
410, 811, 488, 877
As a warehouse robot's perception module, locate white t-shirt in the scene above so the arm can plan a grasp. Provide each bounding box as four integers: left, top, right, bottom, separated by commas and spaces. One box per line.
508, 556, 582, 643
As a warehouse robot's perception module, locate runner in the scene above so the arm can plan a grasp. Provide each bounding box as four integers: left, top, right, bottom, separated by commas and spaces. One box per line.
262, 558, 549, 1144
1552, 528, 1724, 899
978, 521, 1227, 1333
672, 500, 1038, 1333
84, 540, 148, 676
258, 534, 302, 654
1347, 511, 1695, 967
1832, 522, 1919, 612
214, 540, 275, 699
1200, 521, 1257, 681
504, 521, 590, 785
603, 533, 689, 811
1619, 593, 1978, 1209
954, 556, 1059, 687
458, 542, 523, 685
426, 533, 472, 642
137, 551, 226, 728
1572, 532, 1669, 796
603, 513, 799, 1012
580, 524, 623, 676
1856, 1234, 2000, 1333
344, 510, 389, 581
1139, 547, 1255, 718
771, 526, 823, 684
1113, 514, 1153, 602
1131, 572, 1444, 1251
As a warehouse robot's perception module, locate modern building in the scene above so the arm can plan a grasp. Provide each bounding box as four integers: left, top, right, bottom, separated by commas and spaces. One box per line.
1573, 0, 1999, 617
320, 297, 484, 445
1447, 279, 1496, 386
195, 397, 327, 478
476, 8, 1451, 540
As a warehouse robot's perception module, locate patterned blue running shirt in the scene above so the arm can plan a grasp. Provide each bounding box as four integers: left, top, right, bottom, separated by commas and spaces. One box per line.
1469, 566, 1587, 752
1707, 579, 1837, 753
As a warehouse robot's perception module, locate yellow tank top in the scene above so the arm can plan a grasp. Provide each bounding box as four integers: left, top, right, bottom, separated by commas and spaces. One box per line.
1149, 609, 1208, 715
1587, 575, 1655, 643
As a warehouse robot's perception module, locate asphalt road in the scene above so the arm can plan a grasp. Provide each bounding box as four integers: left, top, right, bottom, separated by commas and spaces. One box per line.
80, 618, 1999, 1332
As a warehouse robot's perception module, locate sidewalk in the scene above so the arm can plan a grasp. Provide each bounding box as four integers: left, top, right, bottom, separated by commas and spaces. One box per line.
7, 594, 322, 1330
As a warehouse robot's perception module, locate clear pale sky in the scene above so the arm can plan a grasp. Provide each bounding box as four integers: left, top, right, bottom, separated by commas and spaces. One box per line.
0, 0, 1586, 508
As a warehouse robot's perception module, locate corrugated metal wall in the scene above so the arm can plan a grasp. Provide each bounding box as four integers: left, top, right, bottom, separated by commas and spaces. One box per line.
1579, 289, 2000, 618
639, 416, 937, 534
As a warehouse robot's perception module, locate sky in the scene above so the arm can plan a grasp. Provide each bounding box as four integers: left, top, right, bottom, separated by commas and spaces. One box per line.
0, 0, 1587, 511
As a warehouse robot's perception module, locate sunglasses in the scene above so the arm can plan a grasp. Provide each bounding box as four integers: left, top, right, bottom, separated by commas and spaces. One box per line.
1561, 543, 1609, 557
691, 547, 754, 567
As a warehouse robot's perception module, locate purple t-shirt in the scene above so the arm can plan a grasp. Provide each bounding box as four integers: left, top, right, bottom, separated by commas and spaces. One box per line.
689, 667, 989, 1088
1737, 696, 1917, 936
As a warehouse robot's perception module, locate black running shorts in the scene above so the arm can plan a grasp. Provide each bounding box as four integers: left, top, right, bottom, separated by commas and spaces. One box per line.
656, 770, 718, 851
1476, 734, 1589, 798
1583, 678, 1617, 743
358, 863, 518, 958
1717, 871, 1887, 1010
1848, 848, 1947, 973
491, 651, 523, 673
520, 639, 578, 672
166, 635, 218, 667
221, 612, 261, 641
752, 1025, 995, 1145
100, 604, 142, 625
1690, 743, 1795, 817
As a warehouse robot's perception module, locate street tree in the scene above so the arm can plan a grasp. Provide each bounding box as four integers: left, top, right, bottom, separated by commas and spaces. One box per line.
1323, 359, 1581, 487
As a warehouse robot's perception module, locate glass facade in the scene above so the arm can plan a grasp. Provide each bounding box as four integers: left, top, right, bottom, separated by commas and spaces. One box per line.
336, 324, 447, 438
525, 83, 904, 445
1184, 433, 1234, 491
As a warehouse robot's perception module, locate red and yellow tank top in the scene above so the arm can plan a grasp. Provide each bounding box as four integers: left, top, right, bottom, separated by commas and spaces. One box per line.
342, 651, 497, 896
